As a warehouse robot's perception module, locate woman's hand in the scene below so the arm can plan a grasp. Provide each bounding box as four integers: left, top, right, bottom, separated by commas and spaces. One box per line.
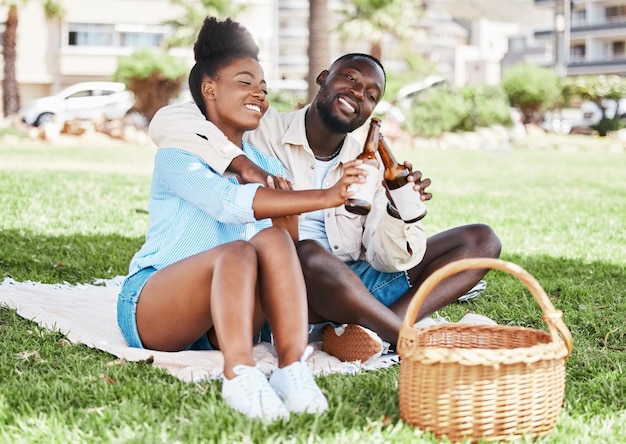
267, 175, 299, 242
327, 159, 367, 206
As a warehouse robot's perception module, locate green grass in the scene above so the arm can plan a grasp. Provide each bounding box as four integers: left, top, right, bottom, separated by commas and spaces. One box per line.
1, 136, 626, 443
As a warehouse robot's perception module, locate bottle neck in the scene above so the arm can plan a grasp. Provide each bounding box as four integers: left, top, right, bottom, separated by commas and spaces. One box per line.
362, 118, 381, 155
378, 135, 398, 168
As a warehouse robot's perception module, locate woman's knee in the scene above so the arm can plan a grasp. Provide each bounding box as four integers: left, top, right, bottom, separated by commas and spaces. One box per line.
219, 240, 257, 267
252, 226, 292, 248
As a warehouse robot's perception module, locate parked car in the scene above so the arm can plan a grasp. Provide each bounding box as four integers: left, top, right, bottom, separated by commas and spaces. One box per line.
580, 98, 626, 127
19, 81, 134, 127
375, 75, 447, 117
540, 111, 573, 134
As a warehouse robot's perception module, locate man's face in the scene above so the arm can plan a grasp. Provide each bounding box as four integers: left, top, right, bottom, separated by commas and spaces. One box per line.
314, 57, 385, 134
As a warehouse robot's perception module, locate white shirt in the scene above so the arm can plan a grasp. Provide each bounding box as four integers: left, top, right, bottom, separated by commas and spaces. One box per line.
149, 101, 428, 272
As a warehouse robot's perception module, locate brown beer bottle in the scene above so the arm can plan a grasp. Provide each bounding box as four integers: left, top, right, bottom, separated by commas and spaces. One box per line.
344, 118, 381, 215
378, 134, 427, 222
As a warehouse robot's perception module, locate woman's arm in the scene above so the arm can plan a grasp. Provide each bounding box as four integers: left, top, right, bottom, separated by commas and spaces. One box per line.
251, 159, 364, 219
160, 150, 365, 225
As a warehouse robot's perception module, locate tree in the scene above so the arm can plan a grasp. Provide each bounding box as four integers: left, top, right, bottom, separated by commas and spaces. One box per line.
336, 0, 421, 61
566, 75, 626, 136
163, 0, 245, 49
307, 0, 329, 102
567, 75, 626, 119
113, 49, 188, 122
1, 0, 64, 117
501, 63, 562, 125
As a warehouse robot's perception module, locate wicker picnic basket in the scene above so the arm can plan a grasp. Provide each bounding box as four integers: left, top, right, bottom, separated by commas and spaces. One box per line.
397, 258, 573, 443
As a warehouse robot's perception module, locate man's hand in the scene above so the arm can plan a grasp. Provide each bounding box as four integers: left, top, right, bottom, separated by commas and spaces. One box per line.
229, 154, 278, 185
402, 161, 432, 202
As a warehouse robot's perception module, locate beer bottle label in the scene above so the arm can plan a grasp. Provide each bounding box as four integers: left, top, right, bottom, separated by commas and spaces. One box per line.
388, 182, 427, 222
347, 163, 379, 205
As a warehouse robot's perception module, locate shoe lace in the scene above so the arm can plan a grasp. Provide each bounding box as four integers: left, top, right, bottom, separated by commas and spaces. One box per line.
285, 346, 320, 392
232, 365, 273, 395
233, 365, 287, 408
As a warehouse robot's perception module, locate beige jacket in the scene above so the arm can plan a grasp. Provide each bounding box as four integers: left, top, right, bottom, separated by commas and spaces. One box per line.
149, 101, 427, 272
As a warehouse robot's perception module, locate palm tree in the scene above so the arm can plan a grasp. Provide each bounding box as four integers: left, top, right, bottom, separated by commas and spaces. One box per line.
163, 0, 246, 49
1, 0, 64, 117
307, 0, 330, 102
337, 0, 422, 61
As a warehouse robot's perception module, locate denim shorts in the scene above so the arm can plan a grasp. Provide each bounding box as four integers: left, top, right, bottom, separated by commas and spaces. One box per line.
346, 260, 412, 307
117, 267, 213, 351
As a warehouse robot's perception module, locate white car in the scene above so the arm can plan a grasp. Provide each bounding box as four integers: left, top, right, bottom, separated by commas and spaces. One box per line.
580, 98, 626, 126
19, 81, 134, 127
375, 75, 447, 117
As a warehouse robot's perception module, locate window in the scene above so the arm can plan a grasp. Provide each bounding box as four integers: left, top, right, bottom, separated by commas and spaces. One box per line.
612, 41, 625, 57
606, 6, 626, 22
67, 23, 165, 48
120, 32, 162, 48
572, 9, 586, 27
68, 23, 115, 46
571, 44, 585, 62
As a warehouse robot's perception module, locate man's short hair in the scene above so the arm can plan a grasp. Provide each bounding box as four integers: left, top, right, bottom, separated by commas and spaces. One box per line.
330, 53, 386, 83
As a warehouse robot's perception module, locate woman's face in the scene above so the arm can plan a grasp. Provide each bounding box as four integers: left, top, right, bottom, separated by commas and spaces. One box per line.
203, 57, 268, 140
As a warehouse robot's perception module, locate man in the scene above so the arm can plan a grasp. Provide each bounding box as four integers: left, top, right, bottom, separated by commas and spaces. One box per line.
149, 53, 501, 361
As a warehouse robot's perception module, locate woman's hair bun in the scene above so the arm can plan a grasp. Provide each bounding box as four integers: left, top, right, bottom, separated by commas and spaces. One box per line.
193, 16, 259, 62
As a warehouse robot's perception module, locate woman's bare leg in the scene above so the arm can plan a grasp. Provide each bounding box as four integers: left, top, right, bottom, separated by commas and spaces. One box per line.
135, 240, 259, 379
248, 227, 309, 367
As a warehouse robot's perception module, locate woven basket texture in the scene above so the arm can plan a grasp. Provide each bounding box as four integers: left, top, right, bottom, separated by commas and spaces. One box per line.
397, 258, 572, 443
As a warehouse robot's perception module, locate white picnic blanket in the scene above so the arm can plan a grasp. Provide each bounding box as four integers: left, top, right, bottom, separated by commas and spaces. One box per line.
0, 277, 398, 382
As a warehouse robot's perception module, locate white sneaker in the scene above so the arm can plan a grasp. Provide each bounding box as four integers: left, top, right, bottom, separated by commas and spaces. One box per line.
269, 346, 329, 414
222, 365, 290, 423
458, 313, 497, 325
414, 312, 450, 329
457, 280, 487, 302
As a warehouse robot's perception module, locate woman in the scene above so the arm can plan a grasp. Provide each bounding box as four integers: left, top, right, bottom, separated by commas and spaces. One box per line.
117, 17, 366, 423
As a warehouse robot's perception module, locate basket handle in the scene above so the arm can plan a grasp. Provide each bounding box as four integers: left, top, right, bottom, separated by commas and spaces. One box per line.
402, 258, 573, 357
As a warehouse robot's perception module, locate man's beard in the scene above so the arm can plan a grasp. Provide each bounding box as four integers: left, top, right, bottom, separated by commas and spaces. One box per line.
315, 86, 367, 134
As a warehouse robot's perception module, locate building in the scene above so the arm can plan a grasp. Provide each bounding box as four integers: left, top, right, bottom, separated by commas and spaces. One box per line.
0, 0, 330, 107
1, 0, 365, 110
6, 0, 606, 113
529, 0, 626, 76
417, 0, 552, 86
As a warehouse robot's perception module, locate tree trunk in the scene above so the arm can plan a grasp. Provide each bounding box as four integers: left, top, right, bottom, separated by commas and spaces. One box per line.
307, 0, 330, 103
2, 5, 21, 117
129, 73, 183, 122
370, 41, 382, 61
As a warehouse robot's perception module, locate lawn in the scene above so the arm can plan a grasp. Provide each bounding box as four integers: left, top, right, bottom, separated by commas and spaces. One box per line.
1, 133, 625, 443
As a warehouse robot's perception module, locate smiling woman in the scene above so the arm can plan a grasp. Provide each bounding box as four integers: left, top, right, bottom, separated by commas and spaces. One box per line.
115, 16, 367, 423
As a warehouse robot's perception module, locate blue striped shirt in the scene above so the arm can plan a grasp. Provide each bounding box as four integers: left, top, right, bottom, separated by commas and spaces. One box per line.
128, 141, 286, 275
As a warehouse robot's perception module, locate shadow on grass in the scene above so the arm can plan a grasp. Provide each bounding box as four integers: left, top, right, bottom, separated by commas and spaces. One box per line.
0, 229, 143, 284
470, 253, 626, 416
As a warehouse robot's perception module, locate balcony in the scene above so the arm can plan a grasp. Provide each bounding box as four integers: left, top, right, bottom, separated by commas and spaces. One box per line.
567, 56, 626, 75
571, 17, 626, 35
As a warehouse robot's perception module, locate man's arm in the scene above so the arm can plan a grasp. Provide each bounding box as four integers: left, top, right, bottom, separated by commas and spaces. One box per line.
149, 101, 272, 184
